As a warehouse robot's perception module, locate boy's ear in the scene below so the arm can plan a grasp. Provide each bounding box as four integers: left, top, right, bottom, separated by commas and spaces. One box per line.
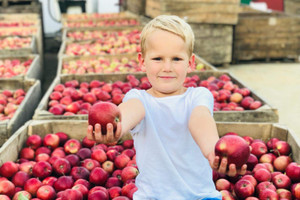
188, 53, 196, 71
138, 53, 146, 72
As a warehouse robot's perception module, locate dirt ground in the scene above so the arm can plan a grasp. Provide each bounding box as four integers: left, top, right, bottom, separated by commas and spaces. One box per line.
219, 62, 300, 138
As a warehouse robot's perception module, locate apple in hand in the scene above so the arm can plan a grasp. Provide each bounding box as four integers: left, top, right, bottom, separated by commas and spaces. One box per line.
88, 102, 121, 134
214, 135, 250, 168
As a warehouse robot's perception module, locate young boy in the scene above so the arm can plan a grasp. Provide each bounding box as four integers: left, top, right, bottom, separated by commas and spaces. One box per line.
87, 15, 246, 199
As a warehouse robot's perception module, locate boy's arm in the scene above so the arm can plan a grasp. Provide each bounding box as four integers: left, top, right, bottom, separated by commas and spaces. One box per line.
188, 106, 246, 176
87, 98, 145, 144
118, 98, 145, 135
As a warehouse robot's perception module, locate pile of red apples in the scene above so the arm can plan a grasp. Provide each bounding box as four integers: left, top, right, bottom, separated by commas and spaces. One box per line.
214, 132, 300, 199
65, 42, 140, 56
0, 37, 32, 50
61, 58, 206, 75
65, 19, 139, 28
0, 21, 36, 28
0, 29, 37, 37
47, 74, 262, 116
67, 29, 140, 42
0, 58, 33, 78
65, 13, 127, 21
0, 89, 26, 120
0, 133, 138, 199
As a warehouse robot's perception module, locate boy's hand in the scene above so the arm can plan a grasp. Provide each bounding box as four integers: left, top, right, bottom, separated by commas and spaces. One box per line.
87, 122, 122, 144
208, 152, 247, 177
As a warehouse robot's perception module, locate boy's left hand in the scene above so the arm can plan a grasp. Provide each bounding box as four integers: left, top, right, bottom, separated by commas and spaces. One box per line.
208, 152, 247, 177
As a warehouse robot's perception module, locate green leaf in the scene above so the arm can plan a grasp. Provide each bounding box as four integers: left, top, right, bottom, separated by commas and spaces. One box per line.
18, 193, 29, 200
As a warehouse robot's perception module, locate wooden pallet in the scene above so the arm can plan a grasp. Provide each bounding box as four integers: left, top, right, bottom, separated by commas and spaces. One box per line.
233, 6, 300, 62
145, 0, 240, 25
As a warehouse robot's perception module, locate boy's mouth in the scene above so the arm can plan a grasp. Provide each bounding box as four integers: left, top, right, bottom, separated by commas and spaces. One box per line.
158, 76, 175, 79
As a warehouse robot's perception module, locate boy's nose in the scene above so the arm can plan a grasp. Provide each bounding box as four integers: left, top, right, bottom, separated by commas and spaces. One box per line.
163, 61, 172, 71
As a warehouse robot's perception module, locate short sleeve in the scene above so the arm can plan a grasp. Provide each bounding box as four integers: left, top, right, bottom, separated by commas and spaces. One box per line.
122, 89, 144, 135
191, 87, 214, 116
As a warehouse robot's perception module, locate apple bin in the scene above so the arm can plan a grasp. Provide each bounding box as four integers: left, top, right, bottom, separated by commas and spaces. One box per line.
0, 35, 37, 57
0, 79, 41, 146
0, 54, 42, 81
0, 120, 299, 199
61, 25, 144, 42
33, 71, 278, 122
56, 54, 217, 76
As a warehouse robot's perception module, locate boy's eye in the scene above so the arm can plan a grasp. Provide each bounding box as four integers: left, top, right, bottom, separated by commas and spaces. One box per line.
152, 57, 161, 61
173, 57, 182, 61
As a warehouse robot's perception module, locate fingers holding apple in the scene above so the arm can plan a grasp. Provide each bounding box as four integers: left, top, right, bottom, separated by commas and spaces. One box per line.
87, 122, 122, 144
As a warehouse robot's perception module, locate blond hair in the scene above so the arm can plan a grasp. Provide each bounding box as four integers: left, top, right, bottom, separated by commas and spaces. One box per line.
140, 15, 195, 56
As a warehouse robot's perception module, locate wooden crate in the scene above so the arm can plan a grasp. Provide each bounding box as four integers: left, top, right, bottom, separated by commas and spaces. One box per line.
233, 9, 300, 62
0, 3, 41, 13
126, 0, 146, 15
0, 80, 41, 146
33, 71, 278, 122
61, 11, 138, 24
191, 23, 233, 66
0, 36, 37, 56
62, 14, 141, 31
56, 54, 217, 76
284, 0, 300, 15
0, 54, 42, 81
61, 25, 143, 42
145, 0, 240, 25
1, 120, 299, 165
0, 13, 39, 21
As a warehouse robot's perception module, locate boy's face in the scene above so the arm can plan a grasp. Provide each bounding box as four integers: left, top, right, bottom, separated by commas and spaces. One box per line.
138, 29, 195, 97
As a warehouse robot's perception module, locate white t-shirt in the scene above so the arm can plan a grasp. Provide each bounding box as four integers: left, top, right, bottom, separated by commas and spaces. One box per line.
122, 87, 222, 200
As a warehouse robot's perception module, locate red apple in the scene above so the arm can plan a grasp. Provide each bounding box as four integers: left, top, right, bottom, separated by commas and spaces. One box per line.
72, 184, 88, 199
234, 179, 255, 199
276, 188, 292, 200
272, 174, 291, 189
273, 141, 291, 156
53, 176, 74, 192
273, 155, 292, 172
88, 102, 121, 134
11, 171, 30, 187
65, 154, 80, 167
55, 132, 69, 146
77, 148, 92, 160
220, 190, 235, 200
259, 189, 279, 200
36, 185, 56, 200
246, 153, 258, 171
26, 135, 42, 149
43, 134, 60, 150
267, 138, 280, 150
91, 149, 107, 163
19, 147, 35, 160
291, 183, 300, 199
215, 178, 231, 191
254, 168, 271, 182
286, 162, 300, 182
108, 186, 122, 199
32, 161, 52, 179
70, 166, 90, 180
64, 139, 82, 154
215, 135, 250, 168
81, 158, 100, 171
42, 176, 57, 186
114, 154, 130, 169
105, 177, 122, 188
24, 178, 42, 196
256, 181, 276, 194
89, 167, 109, 186
52, 158, 71, 175
0, 161, 19, 178
61, 188, 83, 200
121, 166, 139, 184
241, 175, 257, 188
250, 140, 268, 158
12, 191, 31, 200
102, 160, 115, 174
0, 180, 15, 197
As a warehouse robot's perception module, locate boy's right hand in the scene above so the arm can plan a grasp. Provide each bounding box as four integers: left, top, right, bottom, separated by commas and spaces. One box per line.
87, 122, 122, 144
